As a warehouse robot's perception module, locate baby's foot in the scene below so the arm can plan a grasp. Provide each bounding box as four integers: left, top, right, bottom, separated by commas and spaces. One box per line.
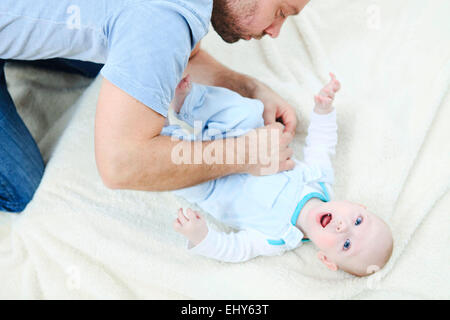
314, 73, 341, 114
171, 75, 192, 114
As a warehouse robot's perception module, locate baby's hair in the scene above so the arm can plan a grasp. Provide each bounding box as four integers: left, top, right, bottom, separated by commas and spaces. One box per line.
341, 220, 394, 277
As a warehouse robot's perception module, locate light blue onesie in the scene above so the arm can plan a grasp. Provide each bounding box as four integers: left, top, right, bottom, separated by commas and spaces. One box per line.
162, 83, 338, 263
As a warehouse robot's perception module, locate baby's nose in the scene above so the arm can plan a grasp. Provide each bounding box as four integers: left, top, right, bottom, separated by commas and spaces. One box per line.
336, 220, 347, 232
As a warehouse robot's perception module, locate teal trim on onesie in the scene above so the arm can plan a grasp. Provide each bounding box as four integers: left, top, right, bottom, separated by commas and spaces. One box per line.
267, 182, 330, 246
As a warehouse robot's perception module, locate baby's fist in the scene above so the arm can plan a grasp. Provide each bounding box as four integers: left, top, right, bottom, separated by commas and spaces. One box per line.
314, 73, 341, 114
173, 208, 208, 246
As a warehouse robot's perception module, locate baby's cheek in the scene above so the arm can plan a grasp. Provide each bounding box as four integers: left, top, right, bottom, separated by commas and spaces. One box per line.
313, 233, 337, 250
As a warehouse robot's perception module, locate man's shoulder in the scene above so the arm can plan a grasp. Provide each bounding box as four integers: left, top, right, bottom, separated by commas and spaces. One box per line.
166, 0, 213, 25
120, 0, 212, 27
112, 0, 212, 44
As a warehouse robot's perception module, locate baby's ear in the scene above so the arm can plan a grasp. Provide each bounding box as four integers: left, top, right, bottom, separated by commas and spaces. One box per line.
317, 252, 338, 271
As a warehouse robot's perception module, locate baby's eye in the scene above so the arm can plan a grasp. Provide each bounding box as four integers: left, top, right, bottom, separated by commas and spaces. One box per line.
355, 216, 363, 226
343, 239, 351, 251
280, 10, 286, 19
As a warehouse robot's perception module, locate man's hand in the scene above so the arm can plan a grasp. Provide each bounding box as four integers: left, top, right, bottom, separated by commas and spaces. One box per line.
253, 81, 298, 135
186, 47, 297, 135
173, 208, 208, 246
240, 122, 295, 176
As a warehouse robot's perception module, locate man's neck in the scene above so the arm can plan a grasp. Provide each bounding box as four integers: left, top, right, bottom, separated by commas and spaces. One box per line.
295, 197, 323, 238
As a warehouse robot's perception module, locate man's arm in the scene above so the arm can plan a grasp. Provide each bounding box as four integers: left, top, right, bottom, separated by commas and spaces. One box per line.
185, 43, 298, 134
95, 43, 297, 191
96, 78, 241, 191
185, 43, 257, 99
95, 79, 294, 191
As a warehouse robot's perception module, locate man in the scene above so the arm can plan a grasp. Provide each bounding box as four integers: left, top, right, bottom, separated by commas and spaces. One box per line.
0, 0, 310, 213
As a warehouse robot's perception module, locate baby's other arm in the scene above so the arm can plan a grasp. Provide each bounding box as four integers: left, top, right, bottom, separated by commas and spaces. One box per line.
303, 73, 341, 183
173, 208, 281, 263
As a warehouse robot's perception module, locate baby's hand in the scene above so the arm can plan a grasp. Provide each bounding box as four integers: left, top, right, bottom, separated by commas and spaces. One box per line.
314, 73, 341, 115
173, 208, 208, 246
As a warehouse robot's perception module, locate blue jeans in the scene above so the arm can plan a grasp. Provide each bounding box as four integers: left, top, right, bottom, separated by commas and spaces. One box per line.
0, 58, 103, 213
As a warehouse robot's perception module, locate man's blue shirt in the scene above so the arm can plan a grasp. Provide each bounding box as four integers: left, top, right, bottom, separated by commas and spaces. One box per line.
0, 0, 213, 116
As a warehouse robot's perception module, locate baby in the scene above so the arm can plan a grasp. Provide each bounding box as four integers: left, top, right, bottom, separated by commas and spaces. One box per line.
162, 74, 393, 277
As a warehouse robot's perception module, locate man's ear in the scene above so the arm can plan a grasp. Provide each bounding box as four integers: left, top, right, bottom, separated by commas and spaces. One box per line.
317, 252, 338, 271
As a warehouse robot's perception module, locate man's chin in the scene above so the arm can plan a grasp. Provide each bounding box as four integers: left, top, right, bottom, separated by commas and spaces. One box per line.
219, 34, 262, 43
218, 33, 243, 44
225, 37, 242, 44
211, 25, 248, 43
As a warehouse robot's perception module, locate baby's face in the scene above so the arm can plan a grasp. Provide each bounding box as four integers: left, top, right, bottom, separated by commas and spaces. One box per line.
303, 200, 393, 276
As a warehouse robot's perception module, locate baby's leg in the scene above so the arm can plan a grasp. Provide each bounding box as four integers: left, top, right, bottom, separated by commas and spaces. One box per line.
199, 86, 265, 139
170, 75, 192, 114
162, 76, 264, 141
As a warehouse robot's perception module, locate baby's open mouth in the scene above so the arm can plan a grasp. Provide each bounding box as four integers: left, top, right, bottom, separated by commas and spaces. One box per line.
320, 213, 332, 228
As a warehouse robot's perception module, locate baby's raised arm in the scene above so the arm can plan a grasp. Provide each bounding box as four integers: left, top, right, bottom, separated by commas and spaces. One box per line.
174, 208, 281, 263
313, 73, 341, 115
303, 73, 340, 184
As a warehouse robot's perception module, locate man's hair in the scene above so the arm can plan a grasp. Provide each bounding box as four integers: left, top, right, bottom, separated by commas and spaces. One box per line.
211, 0, 258, 43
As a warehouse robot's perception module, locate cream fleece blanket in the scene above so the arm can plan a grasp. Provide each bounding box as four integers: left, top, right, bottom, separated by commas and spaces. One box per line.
1, 0, 449, 299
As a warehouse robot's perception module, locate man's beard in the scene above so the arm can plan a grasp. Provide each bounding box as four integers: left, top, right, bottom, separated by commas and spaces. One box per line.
211, 0, 259, 43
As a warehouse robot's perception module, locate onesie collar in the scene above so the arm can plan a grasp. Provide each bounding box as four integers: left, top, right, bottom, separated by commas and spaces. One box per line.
290, 182, 330, 242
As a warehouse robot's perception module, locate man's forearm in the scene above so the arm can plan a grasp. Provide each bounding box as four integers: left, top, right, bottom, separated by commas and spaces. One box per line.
107, 135, 248, 191
95, 77, 267, 192
185, 48, 260, 99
